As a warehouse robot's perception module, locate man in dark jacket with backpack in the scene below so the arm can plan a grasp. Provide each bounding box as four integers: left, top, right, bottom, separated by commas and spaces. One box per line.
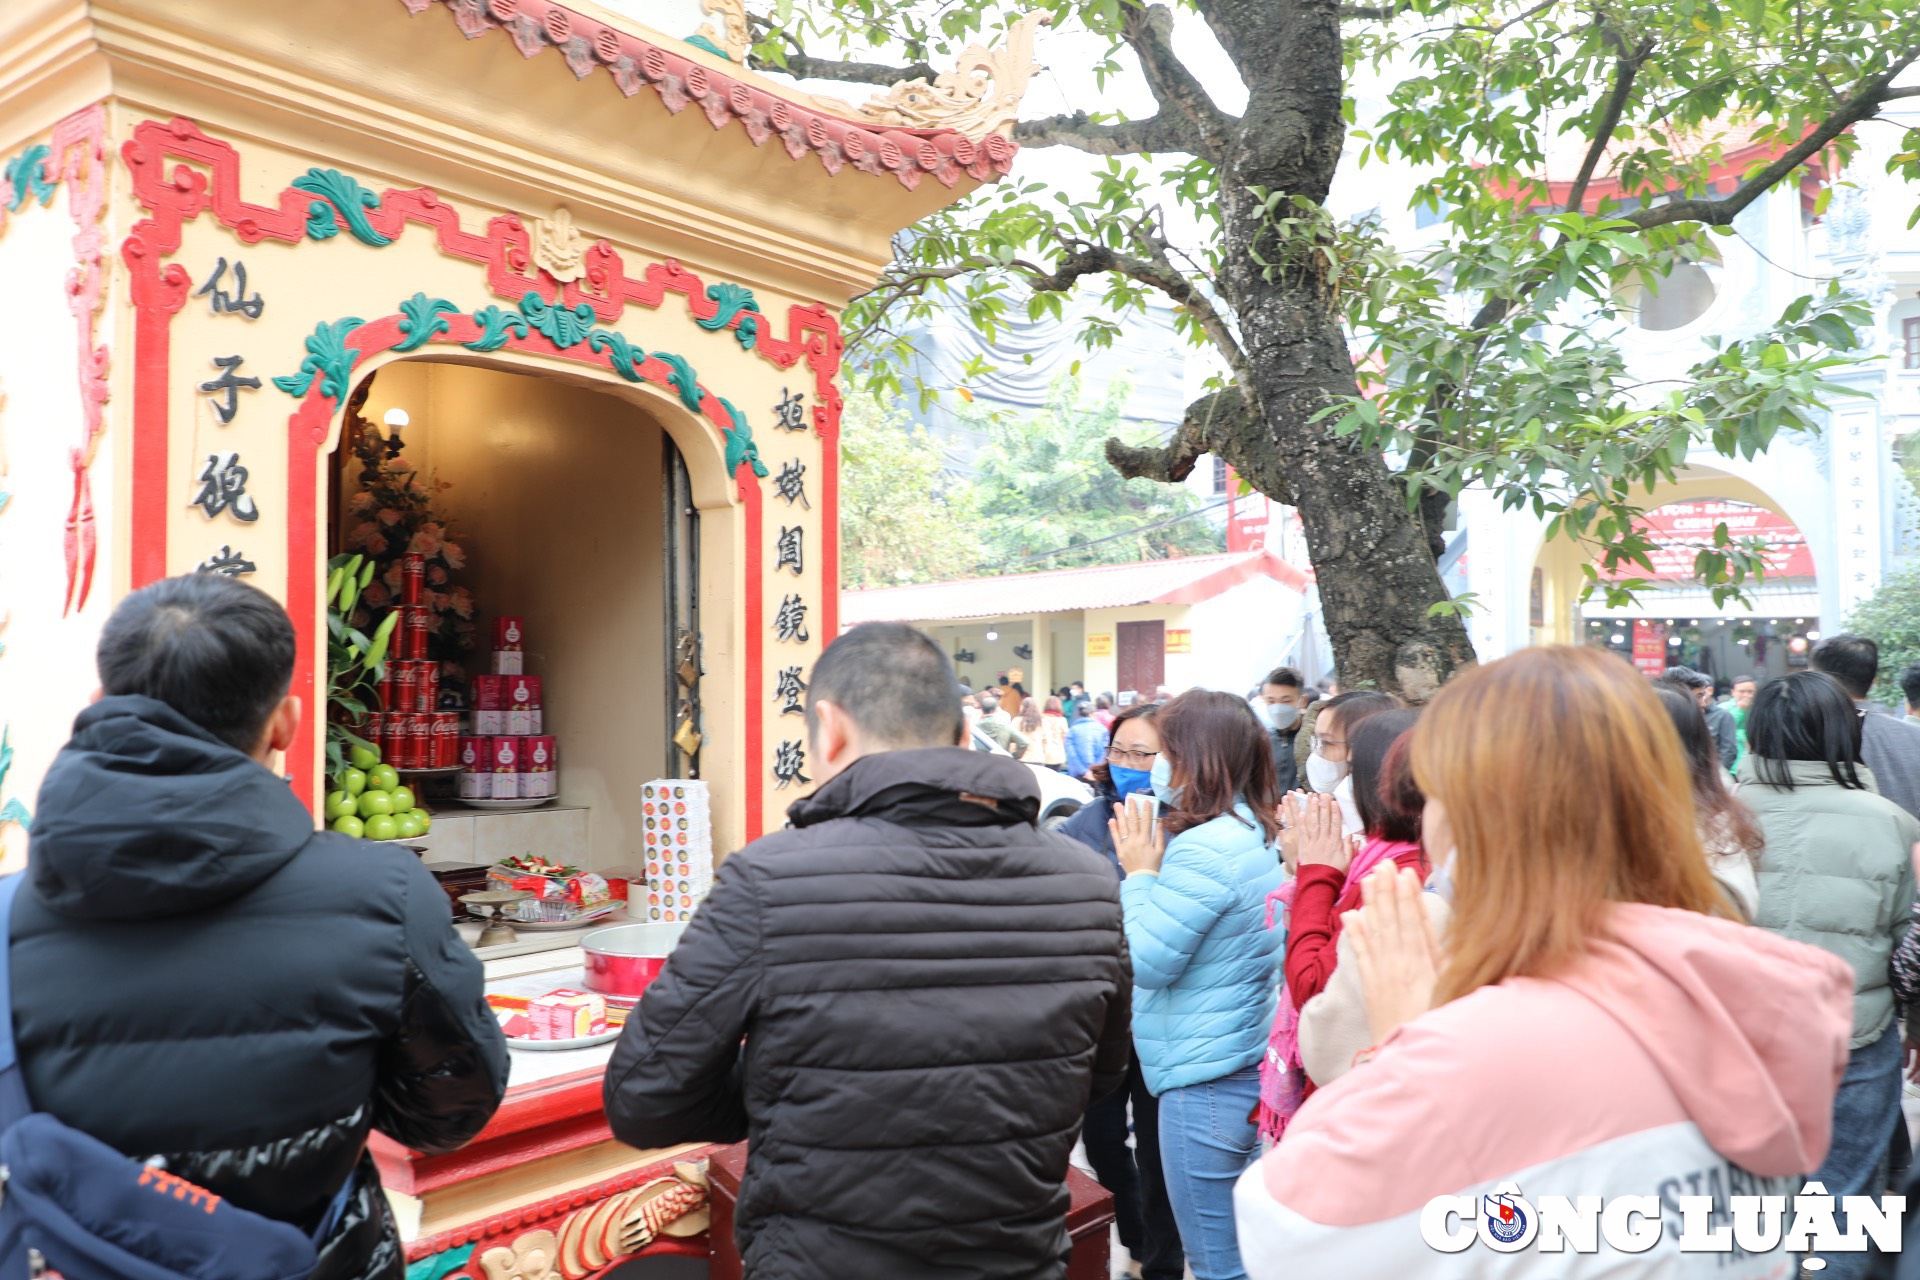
11, 575, 507, 1278
605, 622, 1132, 1280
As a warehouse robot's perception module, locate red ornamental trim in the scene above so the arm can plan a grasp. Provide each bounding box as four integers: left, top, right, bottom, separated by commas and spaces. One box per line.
400, 1149, 715, 1265
1, 105, 112, 615
122, 117, 842, 830
398, 0, 1018, 191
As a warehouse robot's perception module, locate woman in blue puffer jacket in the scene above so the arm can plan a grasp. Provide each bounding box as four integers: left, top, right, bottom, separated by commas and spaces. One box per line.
1111, 689, 1286, 1280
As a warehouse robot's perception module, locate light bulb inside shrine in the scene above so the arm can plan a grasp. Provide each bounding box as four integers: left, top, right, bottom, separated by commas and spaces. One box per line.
382, 407, 411, 458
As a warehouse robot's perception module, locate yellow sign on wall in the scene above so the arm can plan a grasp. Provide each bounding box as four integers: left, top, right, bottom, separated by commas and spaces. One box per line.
1087, 633, 1113, 656
1166, 629, 1193, 654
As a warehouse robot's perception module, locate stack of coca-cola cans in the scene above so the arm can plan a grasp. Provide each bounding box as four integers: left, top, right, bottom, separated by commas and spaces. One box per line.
457, 617, 559, 801
366, 554, 461, 769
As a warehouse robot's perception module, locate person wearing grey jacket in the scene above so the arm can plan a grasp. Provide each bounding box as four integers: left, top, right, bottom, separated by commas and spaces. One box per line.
1741, 670, 1919, 1280
1812, 635, 1920, 821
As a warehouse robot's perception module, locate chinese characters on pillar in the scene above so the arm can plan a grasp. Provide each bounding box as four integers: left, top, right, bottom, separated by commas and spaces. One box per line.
195, 258, 264, 319
776, 526, 804, 576
774, 388, 807, 433
775, 459, 810, 509
189, 260, 270, 545
1832, 410, 1881, 609
193, 453, 258, 523
772, 739, 810, 790
194, 546, 257, 577
198, 355, 261, 425
775, 665, 808, 715
775, 594, 809, 644
767, 388, 824, 790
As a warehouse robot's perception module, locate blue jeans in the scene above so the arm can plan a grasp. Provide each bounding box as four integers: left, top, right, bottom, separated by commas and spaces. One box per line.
1157, 1064, 1261, 1280
1807, 1026, 1903, 1280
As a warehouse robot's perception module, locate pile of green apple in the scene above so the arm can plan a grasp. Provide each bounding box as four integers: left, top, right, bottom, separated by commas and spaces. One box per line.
325, 742, 433, 842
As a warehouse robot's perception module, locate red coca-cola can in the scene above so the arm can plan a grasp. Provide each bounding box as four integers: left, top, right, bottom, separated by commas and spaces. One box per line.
360, 712, 386, 763
405, 713, 433, 771
412, 661, 439, 714
401, 554, 425, 607
381, 712, 407, 765
392, 714, 417, 770
434, 712, 459, 767
390, 660, 419, 718
404, 607, 430, 660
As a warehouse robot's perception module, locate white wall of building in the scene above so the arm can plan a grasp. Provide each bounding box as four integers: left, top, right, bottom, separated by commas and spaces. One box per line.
0, 186, 119, 871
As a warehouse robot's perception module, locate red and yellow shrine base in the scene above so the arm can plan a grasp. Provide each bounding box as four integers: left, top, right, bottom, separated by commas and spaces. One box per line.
376, 1065, 716, 1278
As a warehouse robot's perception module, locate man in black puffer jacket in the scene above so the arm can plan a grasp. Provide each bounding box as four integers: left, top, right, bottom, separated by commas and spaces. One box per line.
605, 622, 1131, 1279
12, 574, 507, 1279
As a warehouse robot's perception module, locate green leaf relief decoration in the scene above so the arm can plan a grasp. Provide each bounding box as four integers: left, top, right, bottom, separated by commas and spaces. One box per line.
304, 201, 341, 241
291, 168, 392, 247
721, 397, 768, 479
4, 145, 55, 212
588, 330, 648, 382
464, 305, 530, 352
699, 282, 762, 333
273, 317, 364, 401
404, 1244, 475, 1280
734, 314, 760, 349
653, 351, 705, 413
518, 292, 597, 349
684, 34, 731, 60
395, 294, 459, 352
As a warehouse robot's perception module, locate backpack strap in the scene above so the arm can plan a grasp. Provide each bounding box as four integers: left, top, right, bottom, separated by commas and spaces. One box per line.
0, 872, 32, 1129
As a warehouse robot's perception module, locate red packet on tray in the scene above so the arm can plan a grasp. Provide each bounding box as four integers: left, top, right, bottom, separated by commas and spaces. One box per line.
488, 989, 627, 1042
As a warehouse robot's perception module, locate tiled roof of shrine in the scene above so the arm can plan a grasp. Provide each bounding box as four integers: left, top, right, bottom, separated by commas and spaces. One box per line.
399, 0, 1021, 190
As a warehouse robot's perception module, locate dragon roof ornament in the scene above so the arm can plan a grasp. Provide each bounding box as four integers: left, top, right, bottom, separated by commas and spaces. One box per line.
826, 12, 1050, 141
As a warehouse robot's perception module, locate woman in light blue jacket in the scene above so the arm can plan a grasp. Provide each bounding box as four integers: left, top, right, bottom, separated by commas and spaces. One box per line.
1112, 689, 1286, 1280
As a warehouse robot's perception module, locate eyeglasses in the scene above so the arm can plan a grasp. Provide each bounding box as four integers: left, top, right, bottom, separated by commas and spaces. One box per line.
1106, 747, 1159, 766
1310, 734, 1347, 752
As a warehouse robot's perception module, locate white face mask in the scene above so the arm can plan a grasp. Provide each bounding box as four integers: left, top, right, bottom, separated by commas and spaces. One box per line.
1305, 751, 1348, 795
1266, 701, 1301, 731
1334, 774, 1362, 836
1428, 849, 1457, 903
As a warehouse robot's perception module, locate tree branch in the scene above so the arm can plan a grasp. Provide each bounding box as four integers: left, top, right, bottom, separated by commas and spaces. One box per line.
1625, 45, 1920, 231
1107, 389, 1239, 482
744, 17, 937, 86
1122, 4, 1236, 159
1013, 109, 1202, 155
1027, 237, 1253, 390
1563, 37, 1657, 214
1884, 85, 1920, 101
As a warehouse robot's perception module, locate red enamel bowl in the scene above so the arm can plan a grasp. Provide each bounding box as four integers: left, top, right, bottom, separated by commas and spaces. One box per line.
580, 921, 688, 999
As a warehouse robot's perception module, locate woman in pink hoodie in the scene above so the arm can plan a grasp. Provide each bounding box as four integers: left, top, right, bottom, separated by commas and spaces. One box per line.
1235, 646, 1856, 1277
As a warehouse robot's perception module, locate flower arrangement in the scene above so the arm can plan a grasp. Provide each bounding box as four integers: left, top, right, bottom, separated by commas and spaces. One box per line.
341, 397, 476, 660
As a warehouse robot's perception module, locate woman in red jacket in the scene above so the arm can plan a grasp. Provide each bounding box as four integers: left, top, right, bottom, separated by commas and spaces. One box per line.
1258, 709, 1426, 1140
1287, 710, 1428, 1008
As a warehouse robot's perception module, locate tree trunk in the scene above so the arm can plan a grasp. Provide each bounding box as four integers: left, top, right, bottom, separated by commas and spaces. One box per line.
1229, 287, 1475, 700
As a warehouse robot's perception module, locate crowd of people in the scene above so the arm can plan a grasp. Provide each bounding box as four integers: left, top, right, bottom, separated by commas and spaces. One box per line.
15, 575, 1920, 1279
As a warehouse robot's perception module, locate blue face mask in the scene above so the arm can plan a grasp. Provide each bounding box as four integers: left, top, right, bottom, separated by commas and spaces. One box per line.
1108, 765, 1153, 799
1149, 755, 1183, 806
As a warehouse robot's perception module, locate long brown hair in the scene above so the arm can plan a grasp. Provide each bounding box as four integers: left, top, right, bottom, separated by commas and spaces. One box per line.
1651, 683, 1763, 857
1157, 690, 1283, 844
1412, 647, 1734, 1005
1017, 696, 1042, 734
1351, 709, 1424, 847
